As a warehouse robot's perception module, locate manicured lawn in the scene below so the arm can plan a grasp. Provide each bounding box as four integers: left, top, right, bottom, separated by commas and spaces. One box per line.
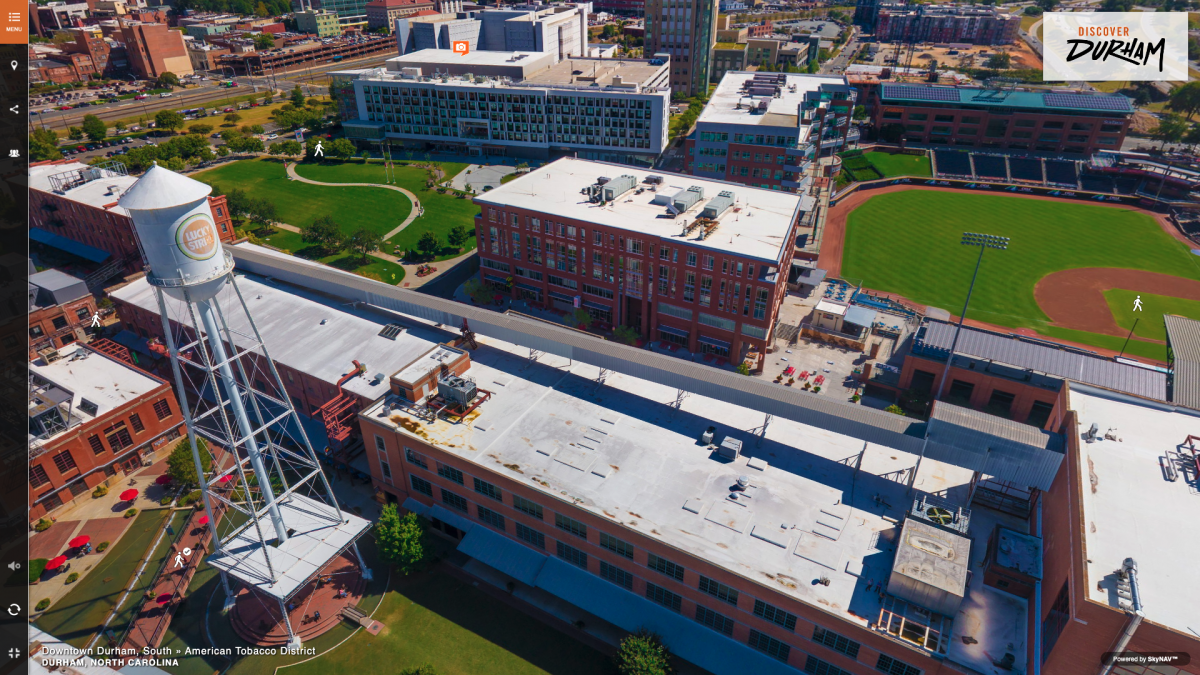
1104, 289, 1200, 342
294, 160, 478, 262
841, 191, 1200, 357
861, 151, 931, 178
107, 510, 191, 639
35, 509, 172, 647
250, 228, 408, 284
193, 158, 413, 239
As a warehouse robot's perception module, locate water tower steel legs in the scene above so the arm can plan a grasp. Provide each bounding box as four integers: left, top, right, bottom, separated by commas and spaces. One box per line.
278, 598, 300, 649
153, 288, 235, 605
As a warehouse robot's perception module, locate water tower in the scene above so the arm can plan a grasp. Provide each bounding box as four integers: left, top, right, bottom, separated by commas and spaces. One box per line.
119, 164, 371, 649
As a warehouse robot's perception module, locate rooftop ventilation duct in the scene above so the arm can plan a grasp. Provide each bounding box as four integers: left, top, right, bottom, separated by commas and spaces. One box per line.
701, 191, 735, 219
671, 185, 703, 213
583, 174, 637, 203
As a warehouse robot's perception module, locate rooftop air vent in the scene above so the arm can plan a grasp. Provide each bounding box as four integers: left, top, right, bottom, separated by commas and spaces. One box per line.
437, 375, 478, 406
718, 436, 742, 460
644, 174, 664, 185
378, 324, 405, 340
78, 398, 99, 416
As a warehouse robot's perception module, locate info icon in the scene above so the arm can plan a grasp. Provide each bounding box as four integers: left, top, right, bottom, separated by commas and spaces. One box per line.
452, 40, 470, 55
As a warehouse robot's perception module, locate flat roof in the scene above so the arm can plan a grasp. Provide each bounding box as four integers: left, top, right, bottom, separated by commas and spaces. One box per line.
110, 245, 448, 402
1068, 385, 1200, 634
474, 158, 805, 263
364, 334, 1030, 669
699, 71, 846, 128
30, 343, 164, 442
523, 57, 666, 87
389, 49, 546, 69
879, 83, 1135, 115
29, 162, 137, 216
1164, 314, 1200, 410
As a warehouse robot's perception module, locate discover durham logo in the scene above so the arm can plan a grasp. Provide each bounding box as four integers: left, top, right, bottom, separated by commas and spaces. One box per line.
1042, 12, 1187, 82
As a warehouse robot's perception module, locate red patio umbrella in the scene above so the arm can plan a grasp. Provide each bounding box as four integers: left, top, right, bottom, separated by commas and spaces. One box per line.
156, 593, 173, 604
197, 515, 209, 526
119, 489, 138, 501
155, 475, 172, 485
218, 475, 234, 484
68, 535, 90, 548
45, 555, 68, 571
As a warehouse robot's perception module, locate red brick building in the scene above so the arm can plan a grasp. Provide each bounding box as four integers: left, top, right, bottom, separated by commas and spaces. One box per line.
874, 4, 1019, 45
473, 158, 809, 368
119, 21, 194, 79
29, 343, 185, 522
30, 161, 234, 275
28, 269, 99, 360
365, 0, 435, 31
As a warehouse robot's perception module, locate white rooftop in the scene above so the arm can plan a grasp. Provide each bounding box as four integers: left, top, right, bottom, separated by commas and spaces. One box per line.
814, 299, 847, 316
476, 158, 807, 263
1069, 385, 1200, 634
29, 161, 138, 216
364, 334, 1030, 671
388, 49, 546, 68
109, 244, 444, 402
698, 71, 846, 128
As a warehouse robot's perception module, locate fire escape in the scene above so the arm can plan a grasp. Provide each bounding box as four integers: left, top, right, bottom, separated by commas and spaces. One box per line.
317, 361, 366, 458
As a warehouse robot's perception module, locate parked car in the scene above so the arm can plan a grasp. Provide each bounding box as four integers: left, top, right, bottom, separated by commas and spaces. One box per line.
135, 94, 149, 100
159, 93, 172, 98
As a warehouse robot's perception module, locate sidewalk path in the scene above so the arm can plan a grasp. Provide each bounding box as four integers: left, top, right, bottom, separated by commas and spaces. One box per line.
285, 162, 420, 240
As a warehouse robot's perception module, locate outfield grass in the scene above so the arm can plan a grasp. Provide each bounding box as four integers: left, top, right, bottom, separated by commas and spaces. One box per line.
294, 160, 478, 262
35, 509, 172, 647
1104, 289, 1200, 342
861, 151, 931, 178
841, 191, 1200, 358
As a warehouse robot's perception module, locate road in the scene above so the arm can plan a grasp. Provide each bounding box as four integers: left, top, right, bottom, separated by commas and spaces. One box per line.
31, 52, 392, 132
820, 28, 860, 76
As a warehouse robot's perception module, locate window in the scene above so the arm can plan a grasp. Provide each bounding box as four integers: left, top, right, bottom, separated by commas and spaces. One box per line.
600, 532, 634, 559
152, 398, 172, 420
556, 540, 588, 569
374, 435, 386, 453
477, 505, 505, 530
513, 495, 543, 520
106, 424, 133, 451
805, 655, 852, 675
698, 576, 739, 606
441, 488, 468, 512
686, 251, 697, 267
645, 582, 683, 612
411, 474, 433, 496
754, 599, 797, 631
88, 434, 106, 455
515, 522, 545, 549
813, 625, 860, 659
555, 513, 588, 539
876, 654, 921, 675
52, 450, 77, 474
437, 462, 464, 485
647, 553, 685, 581
405, 447, 428, 469
695, 605, 734, 636
30, 464, 50, 488
748, 630, 791, 662
473, 477, 502, 501
1042, 581, 1070, 662
599, 560, 633, 589
129, 413, 145, 433
52, 316, 68, 330
380, 460, 392, 480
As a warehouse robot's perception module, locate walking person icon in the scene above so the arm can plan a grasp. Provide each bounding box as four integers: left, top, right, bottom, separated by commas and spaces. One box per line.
173, 547, 192, 569
314, 140, 324, 158
90, 312, 101, 328
1133, 295, 1143, 312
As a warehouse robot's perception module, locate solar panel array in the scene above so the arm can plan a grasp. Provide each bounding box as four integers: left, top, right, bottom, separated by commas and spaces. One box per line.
881, 84, 960, 102
1043, 93, 1133, 112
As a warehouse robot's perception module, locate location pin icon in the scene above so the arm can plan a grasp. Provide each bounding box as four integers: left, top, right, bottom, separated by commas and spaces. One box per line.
8, 61, 15, 71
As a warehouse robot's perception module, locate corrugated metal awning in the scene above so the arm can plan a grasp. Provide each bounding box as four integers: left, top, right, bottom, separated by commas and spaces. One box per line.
1164, 315, 1200, 410
483, 273, 509, 284
582, 300, 610, 311
548, 290, 574, 303
926, 402, 1064, 491
844, 305, 876, 328
457, 524, 547, 585
697, 335, 730, 350
515, 282, 542, 293
658, 324, 690, 338
429, 504, 475, 534
402, 497, 429, 517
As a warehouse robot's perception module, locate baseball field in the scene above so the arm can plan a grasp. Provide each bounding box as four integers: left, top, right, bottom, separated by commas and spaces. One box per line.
833, 188, 1200, 362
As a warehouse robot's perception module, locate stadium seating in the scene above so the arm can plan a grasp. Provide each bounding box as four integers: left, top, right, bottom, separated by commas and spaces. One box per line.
1080, 176, 1116, 193
1008, 158, 1043, 183
934, 150, 972, 177
973, 155, 1008, 180
1044, 160, 1078, 186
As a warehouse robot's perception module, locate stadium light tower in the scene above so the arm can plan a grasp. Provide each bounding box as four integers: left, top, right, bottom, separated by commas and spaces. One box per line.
929, 232, 1009, 406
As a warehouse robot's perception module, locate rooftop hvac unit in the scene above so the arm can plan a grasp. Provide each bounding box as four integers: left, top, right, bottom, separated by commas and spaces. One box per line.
584, 174, 637, 203
644, 174, 664, 185
437, 375, 478, 406
701, 191, 736, 219
672, 185, 704, 213
718, 436, 742, 460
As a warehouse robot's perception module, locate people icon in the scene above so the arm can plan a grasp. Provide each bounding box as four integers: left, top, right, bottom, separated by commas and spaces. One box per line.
90, 312, 101, 328
173, 547, 192, 569
313, 140, 324, 158
1133, 295, 1143, 312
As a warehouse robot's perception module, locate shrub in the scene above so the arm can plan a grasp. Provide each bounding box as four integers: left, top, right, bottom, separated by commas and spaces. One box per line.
65, 573, 79, 584
615, 629, 673, 675
34, 519, 52, 532
851, 394, 861, 403
885, 404, 906, 416
92, 485, 109, 498
29, 559, 48, 583
35, 599, 50, 612
124, 508, 138, 518
160, 496, 173, 506
813, 386, 822, 393
97, 541, 110, 552
180, 490, 201, 507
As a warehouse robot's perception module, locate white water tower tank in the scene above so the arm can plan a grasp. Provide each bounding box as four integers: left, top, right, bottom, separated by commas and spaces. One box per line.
118, 163, 232, 302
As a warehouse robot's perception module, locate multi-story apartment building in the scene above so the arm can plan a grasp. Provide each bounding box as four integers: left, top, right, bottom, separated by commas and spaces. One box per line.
216, 35, 396, 75
29, 161, 235, 276
689, 72, 855, 193
874, 4, 1020, 46
395, 2, 587, 60
296, 9, 343, 37
592, 0, 643, 15
473, 158, 810, 365
337, 50, 670, 165
119, 21, 194, 79
644, 0, 717, 96
366, 0, 434, 32
873, 84, 1134, 154
29, 343, 185, 522
28, 269, 98, 361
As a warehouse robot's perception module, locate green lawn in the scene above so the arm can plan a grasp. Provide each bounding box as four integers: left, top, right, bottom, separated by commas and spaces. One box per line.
293, 160, 479, 263
107, 510, 191, 640
862, 151, 932, 178
1104, 289, 1200, 342
35, 509, 172, 647
841, 191, 1200, 360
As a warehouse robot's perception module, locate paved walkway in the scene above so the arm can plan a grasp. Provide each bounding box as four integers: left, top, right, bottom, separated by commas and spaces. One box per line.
447, 164, 517, 192
285, 162, 420, 239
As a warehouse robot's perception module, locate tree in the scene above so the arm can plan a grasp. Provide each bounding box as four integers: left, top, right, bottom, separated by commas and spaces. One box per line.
165, 156, 186, 172
248, 198, 279, 232
255, 0, 270, 15
736, 362, 751, 375
614, 629, 672, 675
564, 308, 592, 330
277, 139, 303, 157
613, 325, 639, 345
417, 230, 441, 257
167, 437, 212, 487
155, 110, 185, 134
447, 224, 470, 249
601, 23, 618, 39
983, 53, 1011, 70
330, 137, 356, 159
1185, 122, 1200, 152
253, 32, 275, 50
376, 505, 425, 574
1153, 113, 1189, 149
1101, 0, 1133, 10
291, 84, 306, 107
31, 128, 62, 161
81, 114, 107, 142
157, 72, 180, 88
68, 126, 83, 141
463, 278, 493, 304
343, 227, 382, 262
1167, 81, 1200, 119
1023, 5, 1043, 15
242, 124, 266, 135
301, 214, 343, 254
225, 188, 252, 218
1190, 37, 1200, 62
188, 123, 214, 135
223, 112, 243, 125
398, 667, 437, 675
885, 404, 906, 416
852, 105, 867, 121
1035, 0, 1059, 10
